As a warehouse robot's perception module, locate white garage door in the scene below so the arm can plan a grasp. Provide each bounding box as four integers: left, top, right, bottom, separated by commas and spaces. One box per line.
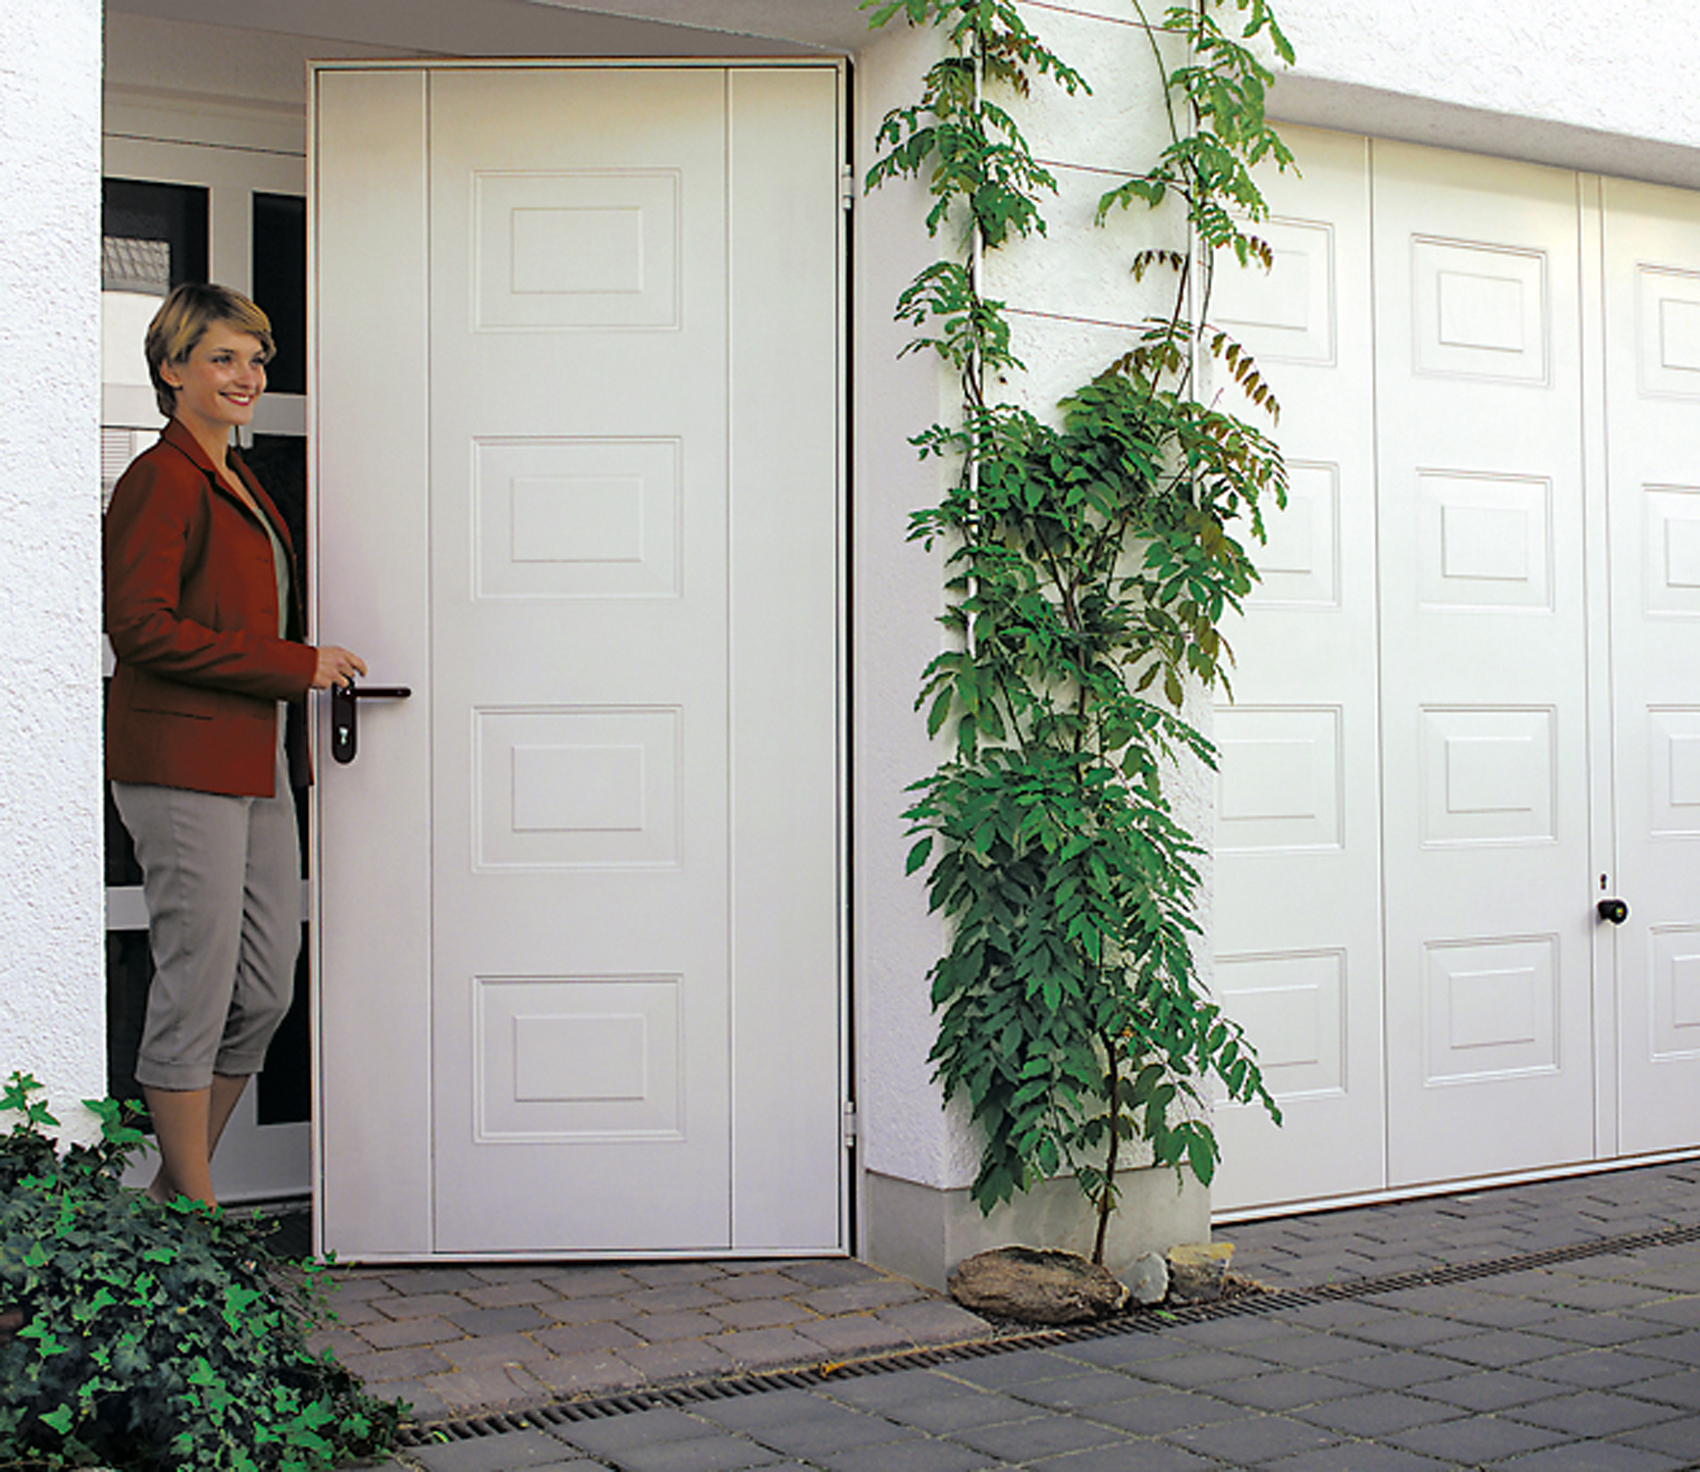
1212, 128, 1700, 1214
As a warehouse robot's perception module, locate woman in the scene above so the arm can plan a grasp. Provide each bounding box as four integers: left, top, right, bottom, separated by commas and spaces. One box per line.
105, 283, 365, 1207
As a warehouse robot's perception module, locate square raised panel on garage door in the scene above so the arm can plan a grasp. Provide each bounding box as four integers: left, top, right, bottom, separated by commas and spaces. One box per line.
1417, 471, 1553, 612
1214, 949, 1347, 1099
1210, 217, 1336, 365
1214, 706, 1342, 852
1637, 264, 1700, 399
1647, 707, 1700, 836
474, 170, 679, 330
1643, 485, 1700, 616
474, 706, 680, 869
1423, 936, 1559, 1084
1411, 236, 1548, 384
473, 437, 680, 599
1245, 460, 1340, 608
1420, 707, 1556, 847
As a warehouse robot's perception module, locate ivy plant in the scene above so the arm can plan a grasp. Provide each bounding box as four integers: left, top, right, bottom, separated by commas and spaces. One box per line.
865, 0, 1292, 1263
0, 1072, 402, 1471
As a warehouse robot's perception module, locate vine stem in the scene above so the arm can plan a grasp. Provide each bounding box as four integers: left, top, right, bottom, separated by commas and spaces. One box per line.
1093, 1027, 1121, 1266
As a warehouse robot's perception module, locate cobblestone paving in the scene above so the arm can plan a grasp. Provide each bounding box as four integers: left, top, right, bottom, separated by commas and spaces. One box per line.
319, 1160, 1700, 1468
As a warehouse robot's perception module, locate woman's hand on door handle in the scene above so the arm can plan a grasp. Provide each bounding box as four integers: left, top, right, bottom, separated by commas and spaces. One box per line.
311, 644, 368, 691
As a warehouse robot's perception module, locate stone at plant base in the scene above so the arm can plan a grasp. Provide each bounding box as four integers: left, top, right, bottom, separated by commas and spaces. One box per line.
1125, 1251, 1168, 1307
1167, 1242, 1234, 1304
948, 1245, 1130, 1324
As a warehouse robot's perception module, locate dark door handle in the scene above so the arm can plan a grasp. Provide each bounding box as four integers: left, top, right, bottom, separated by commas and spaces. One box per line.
1597, 897, 1629, 925
330, 680, 412, 765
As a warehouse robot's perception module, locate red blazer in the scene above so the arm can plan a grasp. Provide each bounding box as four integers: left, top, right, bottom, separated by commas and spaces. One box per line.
105, 418, 318, 797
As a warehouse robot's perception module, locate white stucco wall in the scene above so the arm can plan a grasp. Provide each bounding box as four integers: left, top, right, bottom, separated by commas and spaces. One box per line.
1275, 0, 1700, 186
0, 0, 106, 1137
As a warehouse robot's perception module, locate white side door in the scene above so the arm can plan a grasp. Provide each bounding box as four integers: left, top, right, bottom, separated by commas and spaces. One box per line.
314, 62, 845, 1258
1603, 177, 1700, 1154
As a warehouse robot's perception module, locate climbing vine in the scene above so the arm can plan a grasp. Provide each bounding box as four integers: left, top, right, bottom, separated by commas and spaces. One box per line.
865, 0, 1293, 1262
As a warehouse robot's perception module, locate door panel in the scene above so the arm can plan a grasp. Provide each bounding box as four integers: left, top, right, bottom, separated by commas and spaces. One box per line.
1603, 177, 1700, 1154
315, 63, 844, 1258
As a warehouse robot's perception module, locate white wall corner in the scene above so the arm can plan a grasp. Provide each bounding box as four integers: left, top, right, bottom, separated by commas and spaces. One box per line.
0, 0, 107, 1143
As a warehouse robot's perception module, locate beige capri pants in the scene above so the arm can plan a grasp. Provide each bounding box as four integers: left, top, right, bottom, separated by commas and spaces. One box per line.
112, 744, 300, 1091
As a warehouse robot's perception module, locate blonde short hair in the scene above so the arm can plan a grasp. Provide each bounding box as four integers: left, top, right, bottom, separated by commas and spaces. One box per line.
145, 283, 275, 418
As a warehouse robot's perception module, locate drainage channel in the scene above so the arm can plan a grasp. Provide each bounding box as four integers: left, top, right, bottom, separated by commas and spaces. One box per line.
397, 1217, 1700, 1448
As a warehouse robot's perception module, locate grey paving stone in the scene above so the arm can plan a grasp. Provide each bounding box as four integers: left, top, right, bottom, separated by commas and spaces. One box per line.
619, 1285, 732, 1315
775, 1259, 888, 1289
1388, 1412, 1573, 1462
1162, 1315, 1289, 1350
867, 1300, 991, 1344
704, 1327, 826, 1370
374, 1292, 480, 1321
796, 1281, 929, 1315
1072, 1386, 1238, 1435
712, 1273, 798, 1302
447, 1330, 559, 1369
1197, 1368, 1364, 1413
1334, 1312, 1484, 1350
1503, 1388, 1688, 1437
539, 1266, 643, 1299
1261, 1443, 1453, 1471
748, 1410, 924, 1459
329, 1297, 401, 1326
1023, 1441, 1215, 1471
691, 1388, 849, 1432
1418, 1370, 1561, 1411
602, 1438, 787, 1472
528, 1351, 646, 1397
708, 1298, 818, 1331
1002, 1370, 1153, 1411
1132, 1348, 1279, 1389
543, 1296, 632, 1326
627, 1263, 729, 1288
355, 1314, 464, 1350
1060, 1332, 1190, 1370
535, 1320, 646, 1356
812, 1438, 1006, 1472
1317, 1350, 1462, 1391
417, 1300, 541, 1339
623, 1311, 727, 1342
461, 1280, 561, 1309
1622, 1328, 1700, 1365
1616, 1410, 1700, 1458
794, 1315, 912, 1358
361, 1377, 450, 1417
1524, 1348, 1688, 1389
1247, 1331, 1382, 1370
1531, 1314, 1678, 1348
1431, 1328, 1572, 1369
933, 1348, 1083, 1391
618, 1340, 738, 1383
337, 1344, 458, 1382
1494, 1441, 1689, 1470
1261, 1301, 1402, 1334
419, 1362, 549, 1412
325, 1271, 399, 1302
823, 1372, 1033, 1434
380, 1269, 489, 1294
410, 1428, 576, 1470
1161, 1410, 1343, 1463
1288, 1389, 1466, 1437
559, 1407, 719, 1453
946, 1412, 1128, 1463
1633, 1367, 1700, 1409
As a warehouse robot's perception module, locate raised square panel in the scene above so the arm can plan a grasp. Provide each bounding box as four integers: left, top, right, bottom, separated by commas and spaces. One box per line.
1643, 485, 1700, 616
1421, 708, 1555, 846
1423, 936, 1558, 1083
1648, 708, 1700, 836
475, 170, 678, 330
475, 975, 682, 1139
1637, 265, 1700, 399
476, 707, 679, 868
1649, 927, 1700, 1061
1210, 218, 1335, 364
1418, 472, 1552, 612
1412, 237, 1548, 384
1214, 706, 1342, 853
1214, 949, 1346, 1099
475, 438, 680, 599
1246, 461, 1339, 608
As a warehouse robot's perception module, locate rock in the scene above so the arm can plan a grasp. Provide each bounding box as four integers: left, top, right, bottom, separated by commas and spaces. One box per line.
948, 1245, 1130, 1325
1125, 1251, 1168, 1307
1167, 1242, 1234, 1304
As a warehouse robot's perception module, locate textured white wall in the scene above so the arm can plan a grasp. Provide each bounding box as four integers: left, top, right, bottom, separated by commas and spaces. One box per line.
0, 0, 106, 1137
1275, 0, 1700, 185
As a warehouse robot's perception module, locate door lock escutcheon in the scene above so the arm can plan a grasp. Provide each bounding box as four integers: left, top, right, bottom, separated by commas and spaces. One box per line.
330, 678, 412, 764
1597, 897, 1629, 925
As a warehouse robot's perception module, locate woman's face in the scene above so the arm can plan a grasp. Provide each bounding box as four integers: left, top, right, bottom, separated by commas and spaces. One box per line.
161, 322, 267, 441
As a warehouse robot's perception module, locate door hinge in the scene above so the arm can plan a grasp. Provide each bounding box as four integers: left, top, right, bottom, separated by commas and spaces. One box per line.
842, 1100, 858, 1146
840, 165, 857, 212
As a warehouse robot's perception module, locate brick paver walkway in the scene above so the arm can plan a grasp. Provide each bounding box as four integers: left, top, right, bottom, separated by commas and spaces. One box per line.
320, 1159, 1700, 1469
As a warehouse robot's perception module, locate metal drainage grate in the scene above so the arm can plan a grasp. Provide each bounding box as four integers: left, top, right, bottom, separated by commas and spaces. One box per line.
396, 1217, 1700, 1447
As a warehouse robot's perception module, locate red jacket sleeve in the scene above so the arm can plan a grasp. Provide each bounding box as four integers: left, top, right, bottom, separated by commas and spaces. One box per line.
104, 447, 319, 701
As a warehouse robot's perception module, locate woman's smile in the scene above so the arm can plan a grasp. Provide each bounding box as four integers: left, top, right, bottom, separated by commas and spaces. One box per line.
162, 322, 268, 446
